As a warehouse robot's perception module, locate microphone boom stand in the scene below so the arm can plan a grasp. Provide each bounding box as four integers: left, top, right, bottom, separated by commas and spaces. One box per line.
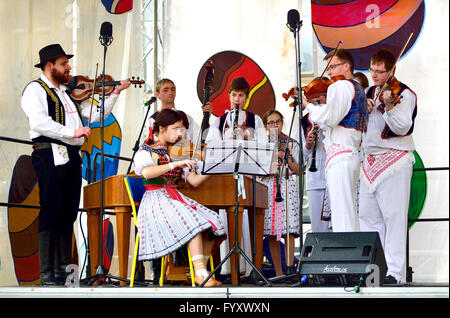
86, 34, 129, 286
127, 97, 157, 174
200, 143, 271, 287
279, 14, 306, 286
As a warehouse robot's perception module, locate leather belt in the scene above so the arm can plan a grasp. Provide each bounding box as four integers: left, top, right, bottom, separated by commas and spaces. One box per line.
32, 142, 52, 151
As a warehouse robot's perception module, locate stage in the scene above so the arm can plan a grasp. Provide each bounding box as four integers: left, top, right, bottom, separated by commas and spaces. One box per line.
1, 284, 448, 298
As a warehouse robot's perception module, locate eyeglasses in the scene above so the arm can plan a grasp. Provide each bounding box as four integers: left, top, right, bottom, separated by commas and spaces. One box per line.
327, 63, 345, 71
266, 120, 283, 126
369, 67, 388, 74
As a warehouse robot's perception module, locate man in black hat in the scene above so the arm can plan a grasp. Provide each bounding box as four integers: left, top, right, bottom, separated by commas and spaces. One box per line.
21, 43, 131, 286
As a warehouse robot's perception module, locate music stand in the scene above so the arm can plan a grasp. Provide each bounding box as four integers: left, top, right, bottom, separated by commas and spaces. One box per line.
199, 140, 274, 287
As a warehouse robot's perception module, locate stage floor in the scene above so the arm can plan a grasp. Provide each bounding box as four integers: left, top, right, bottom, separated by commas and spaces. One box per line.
0, 283, 448, 298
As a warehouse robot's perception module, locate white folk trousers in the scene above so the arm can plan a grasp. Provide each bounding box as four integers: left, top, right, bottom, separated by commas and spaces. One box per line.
326, 155, 360, 232
307, 189, 331, 233
358, 165, 413, 283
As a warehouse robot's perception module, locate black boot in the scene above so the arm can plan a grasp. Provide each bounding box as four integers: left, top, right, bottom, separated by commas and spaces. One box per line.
39, 231, 56, 286
54, 232, 73, 286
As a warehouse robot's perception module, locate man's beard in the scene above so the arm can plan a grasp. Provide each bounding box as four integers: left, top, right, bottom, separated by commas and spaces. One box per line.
51, 67, 70, 85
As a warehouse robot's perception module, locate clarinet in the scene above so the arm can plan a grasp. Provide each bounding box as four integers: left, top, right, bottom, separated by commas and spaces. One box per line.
309, 126, 319, 172
274, 136, 288, 202
232, 104, 239, 138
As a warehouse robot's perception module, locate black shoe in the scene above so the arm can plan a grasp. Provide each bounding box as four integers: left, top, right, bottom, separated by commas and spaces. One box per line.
383, 275, 398, 285
40, 272, 57, 286
134, 261, 146, 283
151, 258, 162, 285
243, 269, 263, 285
284, 266, 296, 276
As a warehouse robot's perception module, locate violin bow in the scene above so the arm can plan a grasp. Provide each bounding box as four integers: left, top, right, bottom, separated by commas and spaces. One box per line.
320, 41, 343, 79
87, 63, 99, 128
375, 32, 414, 102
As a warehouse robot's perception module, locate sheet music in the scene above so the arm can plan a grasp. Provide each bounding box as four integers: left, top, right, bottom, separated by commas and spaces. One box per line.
202, 140, 275, 176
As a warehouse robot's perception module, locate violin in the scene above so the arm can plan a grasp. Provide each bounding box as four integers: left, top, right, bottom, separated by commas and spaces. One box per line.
68, 74, 144, 102
281, 87, 300, 108
282, 87, 298, 101
379, 76, 402, 106
302, 41, 344, 100
302, 75, 345, 100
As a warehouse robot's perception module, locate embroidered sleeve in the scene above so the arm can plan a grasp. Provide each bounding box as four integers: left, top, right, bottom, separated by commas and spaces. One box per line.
133, 148, 155, 176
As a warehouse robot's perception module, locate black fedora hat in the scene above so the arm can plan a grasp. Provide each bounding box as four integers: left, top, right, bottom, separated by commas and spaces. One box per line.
34, 44, 74, 68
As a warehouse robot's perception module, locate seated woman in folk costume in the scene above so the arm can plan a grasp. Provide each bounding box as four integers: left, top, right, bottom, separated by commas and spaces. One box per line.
133, 108, 226, 287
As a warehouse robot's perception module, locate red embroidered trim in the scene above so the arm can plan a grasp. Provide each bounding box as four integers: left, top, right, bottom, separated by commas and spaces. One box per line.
325, 144, 353, 168
362, 150, 408, 184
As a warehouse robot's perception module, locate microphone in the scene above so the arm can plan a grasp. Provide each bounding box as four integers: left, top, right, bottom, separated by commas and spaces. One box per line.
99, 22, 113, 47
144, 96, 157, 107
287, 9, 301, 32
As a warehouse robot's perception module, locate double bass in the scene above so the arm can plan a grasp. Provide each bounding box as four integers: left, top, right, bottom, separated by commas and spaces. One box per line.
168, 61, 214, 162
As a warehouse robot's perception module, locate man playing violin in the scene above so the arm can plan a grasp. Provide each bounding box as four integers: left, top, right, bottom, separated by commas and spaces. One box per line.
359, 49, 417, 285
21, 43, 131, 285
301, 49, 368, 233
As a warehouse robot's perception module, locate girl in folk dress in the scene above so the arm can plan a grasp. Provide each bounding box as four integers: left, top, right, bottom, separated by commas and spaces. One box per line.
260, 109, 300, 277
134, 109, 226, 287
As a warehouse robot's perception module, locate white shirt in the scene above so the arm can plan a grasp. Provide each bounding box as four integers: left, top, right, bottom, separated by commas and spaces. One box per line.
305, 80, 362, 152
205, 109, 268, 144
363, 85, 416, 155
21, 74, 119, 146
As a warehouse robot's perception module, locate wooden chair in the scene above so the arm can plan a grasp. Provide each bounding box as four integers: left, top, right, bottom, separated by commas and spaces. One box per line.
123, 175, 146, 287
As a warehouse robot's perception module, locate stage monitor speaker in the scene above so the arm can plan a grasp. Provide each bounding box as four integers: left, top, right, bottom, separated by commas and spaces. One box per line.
298, 232, 387, 287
